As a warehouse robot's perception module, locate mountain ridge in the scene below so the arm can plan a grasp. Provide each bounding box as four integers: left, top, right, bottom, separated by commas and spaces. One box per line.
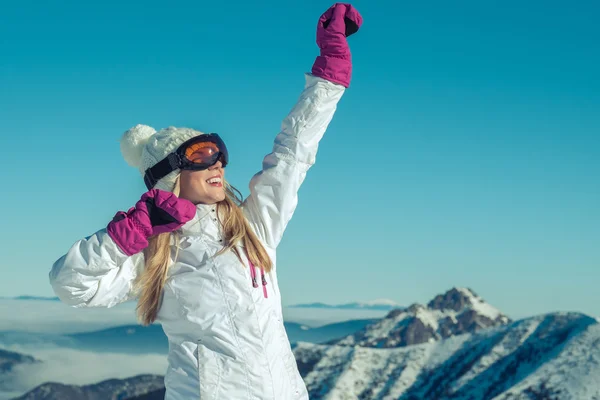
295, 311, 599, 399
8, 287, 600, 400
331, 286, 510, 348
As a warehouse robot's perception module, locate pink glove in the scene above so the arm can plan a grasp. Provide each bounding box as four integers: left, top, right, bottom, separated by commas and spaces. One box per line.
311, 3, 363, 88
107, 189, 196, 256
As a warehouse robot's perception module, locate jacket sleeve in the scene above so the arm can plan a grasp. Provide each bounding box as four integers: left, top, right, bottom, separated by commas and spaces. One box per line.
241, 73, 345, 249
49, 228, 144, 308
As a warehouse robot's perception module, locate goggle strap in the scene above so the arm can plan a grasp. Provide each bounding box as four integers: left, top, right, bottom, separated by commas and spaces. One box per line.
143, 153, 181, 190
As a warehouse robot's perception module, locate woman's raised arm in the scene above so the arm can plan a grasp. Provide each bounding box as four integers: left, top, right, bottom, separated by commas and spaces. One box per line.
242, 3, 362, 250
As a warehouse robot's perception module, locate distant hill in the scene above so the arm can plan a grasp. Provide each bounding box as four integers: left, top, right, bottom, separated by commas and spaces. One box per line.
61, 318, 379, 354
0, 348, 40, 373
12, 374, 164, 400
284, 319, 379, 344
1, 296, 60, 301
0, 318, 379, 358
289, 299, 403, 311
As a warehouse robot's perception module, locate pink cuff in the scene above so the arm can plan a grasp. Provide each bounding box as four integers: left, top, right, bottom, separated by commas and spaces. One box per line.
312, 55, 352, 88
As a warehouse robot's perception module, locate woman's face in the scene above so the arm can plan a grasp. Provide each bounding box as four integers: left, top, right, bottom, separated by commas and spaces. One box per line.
178, 160, 226, 205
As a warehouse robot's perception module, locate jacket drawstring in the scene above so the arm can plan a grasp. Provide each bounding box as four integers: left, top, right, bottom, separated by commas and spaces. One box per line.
248, 258, 268, 299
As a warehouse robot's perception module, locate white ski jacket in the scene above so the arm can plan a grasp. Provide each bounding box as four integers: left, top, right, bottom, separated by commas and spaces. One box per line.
49, 73, 345, 400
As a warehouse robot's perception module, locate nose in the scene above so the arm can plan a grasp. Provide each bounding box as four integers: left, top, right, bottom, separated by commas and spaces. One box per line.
209, 160, 223, 170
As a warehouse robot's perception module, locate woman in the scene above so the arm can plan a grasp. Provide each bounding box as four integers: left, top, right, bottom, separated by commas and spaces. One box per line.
49, 3, 362, 399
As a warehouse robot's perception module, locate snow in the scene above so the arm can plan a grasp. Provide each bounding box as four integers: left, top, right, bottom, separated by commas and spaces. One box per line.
452, 317, 541, 393
296, 312, 600, 399
415, 308, 440, 331
493, 316, 600, 400
361, 299, 402, 307
301, 334, 471, 400
456, 287, 504, 321
340, 289, 510, 349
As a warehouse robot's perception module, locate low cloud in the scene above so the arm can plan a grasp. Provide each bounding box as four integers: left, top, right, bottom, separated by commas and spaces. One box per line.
0, 299, 139, 334
0, 343, 167, 399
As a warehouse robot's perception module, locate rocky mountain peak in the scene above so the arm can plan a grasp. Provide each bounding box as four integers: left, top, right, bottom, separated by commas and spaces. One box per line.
427, 287, 479, 311
333, 287, 510, 348
402, 303, 425, 315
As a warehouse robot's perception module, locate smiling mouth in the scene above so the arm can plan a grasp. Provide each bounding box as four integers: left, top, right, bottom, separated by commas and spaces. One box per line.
206, 177, 223, 187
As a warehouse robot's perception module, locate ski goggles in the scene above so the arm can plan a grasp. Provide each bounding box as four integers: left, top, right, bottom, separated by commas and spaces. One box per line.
143, 133, 229, 190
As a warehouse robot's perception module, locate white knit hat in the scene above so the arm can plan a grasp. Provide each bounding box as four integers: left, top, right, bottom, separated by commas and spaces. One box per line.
120, 124, 207, 192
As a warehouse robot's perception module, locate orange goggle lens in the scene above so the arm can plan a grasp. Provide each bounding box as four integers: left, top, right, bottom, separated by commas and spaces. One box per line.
184, 141, 221, 164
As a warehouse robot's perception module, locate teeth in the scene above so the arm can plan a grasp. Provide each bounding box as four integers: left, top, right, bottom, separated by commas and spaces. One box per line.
207, 177, 222, 184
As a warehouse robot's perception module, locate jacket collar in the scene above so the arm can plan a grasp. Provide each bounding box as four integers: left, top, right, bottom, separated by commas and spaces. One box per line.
177, 202, 220, 237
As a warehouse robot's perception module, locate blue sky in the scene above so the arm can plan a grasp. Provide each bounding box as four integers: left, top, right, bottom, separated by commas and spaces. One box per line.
1, 0, 598, 319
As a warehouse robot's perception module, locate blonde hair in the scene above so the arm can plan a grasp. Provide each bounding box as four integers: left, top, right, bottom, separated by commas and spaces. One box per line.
133, 175, 272, 326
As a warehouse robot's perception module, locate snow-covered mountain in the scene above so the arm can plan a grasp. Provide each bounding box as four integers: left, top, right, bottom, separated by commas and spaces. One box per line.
332, 287, 510, 348
22, 309, 597, 399
289, 299, 403, 311
294, 306, 600, 398
10, 287, 600, 399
